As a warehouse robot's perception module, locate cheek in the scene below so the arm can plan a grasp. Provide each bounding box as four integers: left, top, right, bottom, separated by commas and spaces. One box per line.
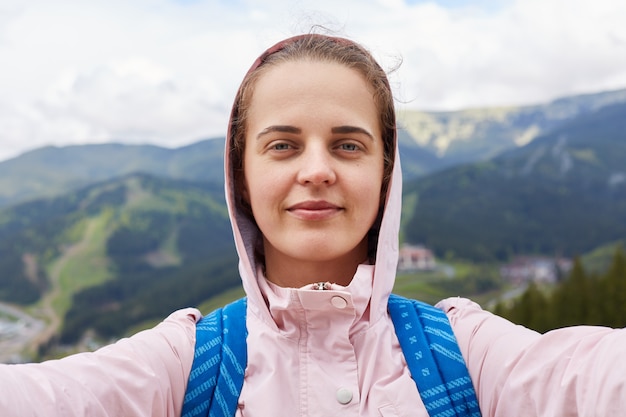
242, 167, 272, 212
348, 170, 382, 215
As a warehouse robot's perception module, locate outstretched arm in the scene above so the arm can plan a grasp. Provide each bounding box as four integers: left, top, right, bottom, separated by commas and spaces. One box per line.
439, 297, 626, 417
0, 308, 201, 417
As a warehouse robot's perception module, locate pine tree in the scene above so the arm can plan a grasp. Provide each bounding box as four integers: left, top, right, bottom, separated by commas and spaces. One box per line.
523, 281, 550, 332
548, 256, 589, 328
493, 246, 626, 331
604, 246, 626, 327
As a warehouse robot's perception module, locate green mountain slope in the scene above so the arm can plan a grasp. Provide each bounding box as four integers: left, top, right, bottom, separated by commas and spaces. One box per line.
0, 138, 225, 208
403, 102, 626, 261
1, 88, 625, 358
0, 173, 238, 350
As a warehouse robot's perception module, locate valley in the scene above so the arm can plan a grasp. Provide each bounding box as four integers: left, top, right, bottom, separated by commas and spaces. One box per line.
0, 87, 624, 362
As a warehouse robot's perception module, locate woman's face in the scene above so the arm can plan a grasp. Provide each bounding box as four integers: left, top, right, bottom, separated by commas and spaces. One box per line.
242, 60, 384, 283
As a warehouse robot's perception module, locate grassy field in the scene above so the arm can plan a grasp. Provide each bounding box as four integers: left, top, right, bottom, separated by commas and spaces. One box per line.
29, 213, 115, 330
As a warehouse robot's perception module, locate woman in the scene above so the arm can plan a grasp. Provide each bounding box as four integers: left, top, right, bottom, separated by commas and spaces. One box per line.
1, 33, 625, 417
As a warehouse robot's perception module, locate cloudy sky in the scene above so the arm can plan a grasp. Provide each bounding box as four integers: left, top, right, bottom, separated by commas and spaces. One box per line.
1, 0, 625, 162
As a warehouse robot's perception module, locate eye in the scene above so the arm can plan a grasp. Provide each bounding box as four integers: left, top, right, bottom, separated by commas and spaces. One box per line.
264, 141, 298, 157
339, 142, 361, 152
270, 142, 292, 151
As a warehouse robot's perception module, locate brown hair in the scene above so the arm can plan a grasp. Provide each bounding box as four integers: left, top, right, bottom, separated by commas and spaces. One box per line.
229, 34, 396, 210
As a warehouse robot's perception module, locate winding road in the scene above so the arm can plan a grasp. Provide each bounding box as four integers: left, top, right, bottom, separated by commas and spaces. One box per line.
0, 301, 45, 363
0, 219, 99, 363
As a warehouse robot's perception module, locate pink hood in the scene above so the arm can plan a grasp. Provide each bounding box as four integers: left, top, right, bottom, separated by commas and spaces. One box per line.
224, 34, 403, 328
220, 35, 425, 417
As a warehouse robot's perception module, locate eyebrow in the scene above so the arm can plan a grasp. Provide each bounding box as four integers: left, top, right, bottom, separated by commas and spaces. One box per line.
256, 125, 375, 141
257, 125, 301, 140
331, 125, 375, 141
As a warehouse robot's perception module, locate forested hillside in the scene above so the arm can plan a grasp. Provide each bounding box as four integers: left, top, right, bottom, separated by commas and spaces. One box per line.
403, 102, 626, 261
0, 173, 240, 352
1, 88, 625, 361
495, 246, 626, 332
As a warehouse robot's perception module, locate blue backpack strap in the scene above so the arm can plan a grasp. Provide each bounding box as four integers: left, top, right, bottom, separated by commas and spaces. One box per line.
181, 297, 248, 417
388, 294, 481, 417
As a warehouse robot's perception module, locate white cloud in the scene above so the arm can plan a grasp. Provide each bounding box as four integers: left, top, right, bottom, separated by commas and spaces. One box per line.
373, 0, 626, 109
1, 0, 626, 161
34, 59, 227, 142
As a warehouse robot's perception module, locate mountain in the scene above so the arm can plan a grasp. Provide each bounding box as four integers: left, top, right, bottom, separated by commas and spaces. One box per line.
0, 173, 239, 351
2, 87, 626, 358
4, 88, 625, 209
396, 128, 447, 177
0, 138, 225, 208
399, 88, 626, 166
403, 102, 626, 261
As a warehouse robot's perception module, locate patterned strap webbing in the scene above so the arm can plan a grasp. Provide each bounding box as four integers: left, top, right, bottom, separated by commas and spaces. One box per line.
388, 293, 482, 417
182, 294, 481, 417
181, 297, 248, 417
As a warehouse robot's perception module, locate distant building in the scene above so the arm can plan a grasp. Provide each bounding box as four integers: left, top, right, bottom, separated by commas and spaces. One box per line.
500, 256, 573, 285
398, 244, 436, 271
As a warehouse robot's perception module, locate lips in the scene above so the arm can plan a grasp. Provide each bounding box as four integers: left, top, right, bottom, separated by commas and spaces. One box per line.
287, 200, 342, 220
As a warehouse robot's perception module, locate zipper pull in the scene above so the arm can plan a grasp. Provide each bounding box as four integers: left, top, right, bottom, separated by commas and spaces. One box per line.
312, 282, 331, 291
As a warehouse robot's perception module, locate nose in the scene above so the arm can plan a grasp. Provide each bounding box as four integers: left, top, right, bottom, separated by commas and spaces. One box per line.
296, 146, 337, 185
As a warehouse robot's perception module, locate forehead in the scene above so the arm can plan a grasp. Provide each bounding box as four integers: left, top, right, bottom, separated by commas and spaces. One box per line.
246, 60, 380, 133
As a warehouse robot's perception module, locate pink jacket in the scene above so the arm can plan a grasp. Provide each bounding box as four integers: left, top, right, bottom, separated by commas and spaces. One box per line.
2, 38, 626, 416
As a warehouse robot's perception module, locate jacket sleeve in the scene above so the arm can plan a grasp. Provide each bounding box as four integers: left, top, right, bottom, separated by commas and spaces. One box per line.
437, 297, 626, 417
0, 307, 201, 417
